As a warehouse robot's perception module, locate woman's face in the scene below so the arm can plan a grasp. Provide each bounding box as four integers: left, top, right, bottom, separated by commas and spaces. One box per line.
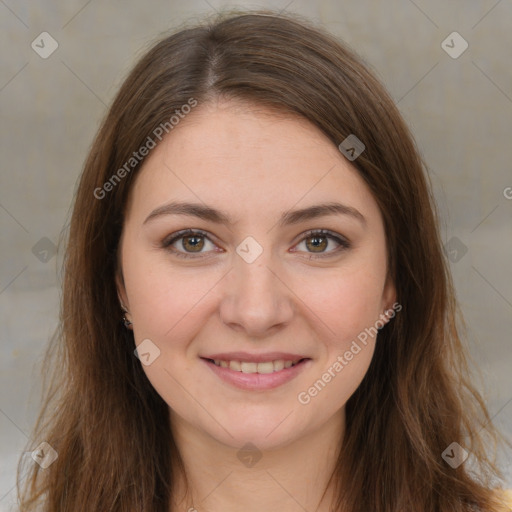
116, 99, 396, 450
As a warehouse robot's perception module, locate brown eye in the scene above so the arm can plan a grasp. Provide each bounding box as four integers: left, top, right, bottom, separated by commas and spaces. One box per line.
162, 228, 350, 260
294, 229, 350, 258
162, 229, 217, 259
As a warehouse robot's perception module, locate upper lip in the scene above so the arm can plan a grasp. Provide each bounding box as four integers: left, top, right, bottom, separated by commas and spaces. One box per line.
201, 352, 309, 363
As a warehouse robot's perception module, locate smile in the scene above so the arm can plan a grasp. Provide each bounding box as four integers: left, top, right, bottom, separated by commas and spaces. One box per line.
201, 357, 311, 391
209, 358, 304, 374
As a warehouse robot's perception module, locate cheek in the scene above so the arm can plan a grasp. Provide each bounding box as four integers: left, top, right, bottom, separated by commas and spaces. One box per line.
292, 250, 387, 399
294, 270, 382, 414
301, 261, 388, 345
122, 251, 225, 409
122, 244, 216, 338
124, 256, 214, 416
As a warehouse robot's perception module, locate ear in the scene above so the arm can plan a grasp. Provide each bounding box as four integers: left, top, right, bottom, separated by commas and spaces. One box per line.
381, 272, 397, 321
115, 268, 129, 310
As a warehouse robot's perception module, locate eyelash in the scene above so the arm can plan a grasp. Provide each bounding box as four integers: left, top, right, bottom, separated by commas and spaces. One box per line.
161, 228, 351, 260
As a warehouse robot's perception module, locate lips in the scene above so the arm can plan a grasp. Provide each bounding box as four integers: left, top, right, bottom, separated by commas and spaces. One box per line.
200, 352, 312, 390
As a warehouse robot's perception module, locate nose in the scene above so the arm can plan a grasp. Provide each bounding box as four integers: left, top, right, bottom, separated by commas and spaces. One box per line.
218, 251, 295, 338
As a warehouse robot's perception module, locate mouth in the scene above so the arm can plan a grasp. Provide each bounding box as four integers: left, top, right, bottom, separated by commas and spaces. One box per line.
202, 357, 308, 374
200, 355, 312, 391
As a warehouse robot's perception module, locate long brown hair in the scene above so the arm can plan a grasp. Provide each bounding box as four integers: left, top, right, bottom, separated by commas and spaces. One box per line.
17, 9, 509, 512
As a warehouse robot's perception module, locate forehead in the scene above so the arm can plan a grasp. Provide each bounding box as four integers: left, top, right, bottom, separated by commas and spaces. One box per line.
160, 98, 334, 163
125, 99, 380, 227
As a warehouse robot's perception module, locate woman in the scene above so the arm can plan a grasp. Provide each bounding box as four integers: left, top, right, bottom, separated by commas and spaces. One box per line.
17, 10, 511, 512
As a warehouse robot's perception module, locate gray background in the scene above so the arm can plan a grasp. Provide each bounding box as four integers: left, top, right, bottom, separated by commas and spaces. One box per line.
1, 0, 511, 509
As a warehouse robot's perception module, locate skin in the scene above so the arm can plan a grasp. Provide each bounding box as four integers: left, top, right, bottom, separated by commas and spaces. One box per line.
116, 98, 396, 512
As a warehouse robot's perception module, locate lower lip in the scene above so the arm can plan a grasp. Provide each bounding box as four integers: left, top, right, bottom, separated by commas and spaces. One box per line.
201, 358, 311, 391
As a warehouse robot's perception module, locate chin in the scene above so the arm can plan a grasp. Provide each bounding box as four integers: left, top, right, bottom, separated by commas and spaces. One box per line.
208, 410, 307, 451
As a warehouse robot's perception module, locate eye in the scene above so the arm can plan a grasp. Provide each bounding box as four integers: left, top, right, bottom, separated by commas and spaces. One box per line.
161, 228, 350, 260
161, 229, 219, 259
292, 229, 350, 258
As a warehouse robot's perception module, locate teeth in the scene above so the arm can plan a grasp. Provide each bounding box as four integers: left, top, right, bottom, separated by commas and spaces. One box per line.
241, 362, 258, 373
213, 358, 303, 373
255, 361, 274, 374
273, 360, 284, 371
229, 360, 241, 371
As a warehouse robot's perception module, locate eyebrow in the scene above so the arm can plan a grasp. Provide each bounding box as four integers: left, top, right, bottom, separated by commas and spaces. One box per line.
143, 200, 366, 228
